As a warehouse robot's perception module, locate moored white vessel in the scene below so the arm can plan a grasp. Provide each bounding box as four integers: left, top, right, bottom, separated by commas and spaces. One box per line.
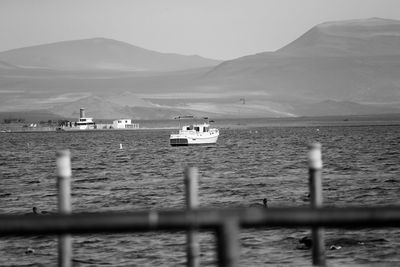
75, 108, 95, 130
170, 117, 219, 146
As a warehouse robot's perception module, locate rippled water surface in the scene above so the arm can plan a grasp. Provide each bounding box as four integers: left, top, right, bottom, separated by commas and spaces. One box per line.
1, 122, 400, 266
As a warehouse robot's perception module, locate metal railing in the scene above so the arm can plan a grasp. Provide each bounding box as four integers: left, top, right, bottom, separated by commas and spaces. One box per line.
1, 207, 400, 267
1, 144, 399, 267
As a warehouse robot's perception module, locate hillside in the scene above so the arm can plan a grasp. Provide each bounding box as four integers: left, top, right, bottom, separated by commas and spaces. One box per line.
0, 38, 221, 71
278, 18, 400, 56
199, 18, 400, 113
1, 18, 400, 119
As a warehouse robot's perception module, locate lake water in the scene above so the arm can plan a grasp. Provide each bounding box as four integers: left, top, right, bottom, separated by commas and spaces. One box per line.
1, 120, 400, 266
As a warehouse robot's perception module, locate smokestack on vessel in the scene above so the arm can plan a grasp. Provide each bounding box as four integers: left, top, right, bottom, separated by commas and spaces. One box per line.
80, 108, 85, 119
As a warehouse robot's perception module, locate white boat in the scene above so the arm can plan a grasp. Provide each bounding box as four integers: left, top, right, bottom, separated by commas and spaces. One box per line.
170, 117, 219, 146
75, 117, 95, 130
75, 108, 95, 130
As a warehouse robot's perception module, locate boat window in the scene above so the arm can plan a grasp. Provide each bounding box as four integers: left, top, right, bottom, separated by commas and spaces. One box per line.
204, 127, 209, 132
194, 127, 200, 131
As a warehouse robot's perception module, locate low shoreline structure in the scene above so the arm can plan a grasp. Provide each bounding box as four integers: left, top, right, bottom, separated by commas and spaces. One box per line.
0, 126, 178, 133
1, 114, 400, 133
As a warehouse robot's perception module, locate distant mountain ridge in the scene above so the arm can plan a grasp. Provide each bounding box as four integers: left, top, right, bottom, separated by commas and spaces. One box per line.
0, 38, 221, 71
277, 17, 400, 56
1, 18, 400, 120
200, 18, 400, 111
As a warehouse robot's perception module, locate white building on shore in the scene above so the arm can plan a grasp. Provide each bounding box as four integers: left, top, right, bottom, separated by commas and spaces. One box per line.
112, 119, 139, 129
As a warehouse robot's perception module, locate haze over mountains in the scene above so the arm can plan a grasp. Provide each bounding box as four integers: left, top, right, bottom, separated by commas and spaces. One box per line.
0, 18, 399, 120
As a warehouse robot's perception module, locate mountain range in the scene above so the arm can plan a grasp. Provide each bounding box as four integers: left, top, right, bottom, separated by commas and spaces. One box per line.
0, 38, 221, 71
0, 18, 399, 121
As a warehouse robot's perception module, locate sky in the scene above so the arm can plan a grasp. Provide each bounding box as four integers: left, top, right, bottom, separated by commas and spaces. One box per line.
1, 0, 400, 60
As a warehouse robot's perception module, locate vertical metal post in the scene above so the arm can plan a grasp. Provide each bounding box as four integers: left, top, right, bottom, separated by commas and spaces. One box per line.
184, 167, 200, 267
216, 218, 240, 267
308, 143, 326, 266
56, 150, 72, 267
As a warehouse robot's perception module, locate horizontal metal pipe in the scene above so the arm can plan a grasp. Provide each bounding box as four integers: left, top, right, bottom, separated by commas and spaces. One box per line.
1, 207, 400, 236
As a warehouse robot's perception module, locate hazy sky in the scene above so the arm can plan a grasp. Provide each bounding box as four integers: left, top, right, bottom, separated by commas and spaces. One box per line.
1, 0, 400, 60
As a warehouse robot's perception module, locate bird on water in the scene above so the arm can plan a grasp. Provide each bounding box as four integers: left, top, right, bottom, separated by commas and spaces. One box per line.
32, 207, 51, 215
263, 198, 268, 208
32, 207, 38, 215
250, 198, 268, 208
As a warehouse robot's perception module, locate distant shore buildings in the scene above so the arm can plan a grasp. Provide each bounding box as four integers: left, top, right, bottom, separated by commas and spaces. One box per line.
113, 119, 139, 129
0, 108, 140, 132
72, 108, 139, 130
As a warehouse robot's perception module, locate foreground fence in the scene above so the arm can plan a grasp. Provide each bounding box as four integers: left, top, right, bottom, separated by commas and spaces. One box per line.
1, 207, 400, 266
0, 144, 399, 266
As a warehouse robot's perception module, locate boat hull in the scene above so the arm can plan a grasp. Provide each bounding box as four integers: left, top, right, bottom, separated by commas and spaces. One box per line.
170, 135, 218, 146
170, 138, 189, 146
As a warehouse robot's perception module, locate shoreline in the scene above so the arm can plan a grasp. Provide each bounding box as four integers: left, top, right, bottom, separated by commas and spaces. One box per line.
1, 115, 399, 133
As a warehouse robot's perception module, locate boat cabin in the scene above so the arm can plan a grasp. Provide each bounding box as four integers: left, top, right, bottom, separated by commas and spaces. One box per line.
76, 117, 95, 129
182, 124, 210, 133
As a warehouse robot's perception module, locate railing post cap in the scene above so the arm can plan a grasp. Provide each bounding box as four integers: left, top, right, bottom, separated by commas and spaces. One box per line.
56, 149, 71, 178
308, 143, 322, 170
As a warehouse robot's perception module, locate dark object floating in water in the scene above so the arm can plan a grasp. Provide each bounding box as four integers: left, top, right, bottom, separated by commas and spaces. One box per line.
298, 236, 386, 250
250, 198, 268, 208
263, 198, 268, 208
25, 248, 35, 254
32, 207, 39, 215
302, 193, 311, 202
299, 236, 312, 249
32, 207, 52, 215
